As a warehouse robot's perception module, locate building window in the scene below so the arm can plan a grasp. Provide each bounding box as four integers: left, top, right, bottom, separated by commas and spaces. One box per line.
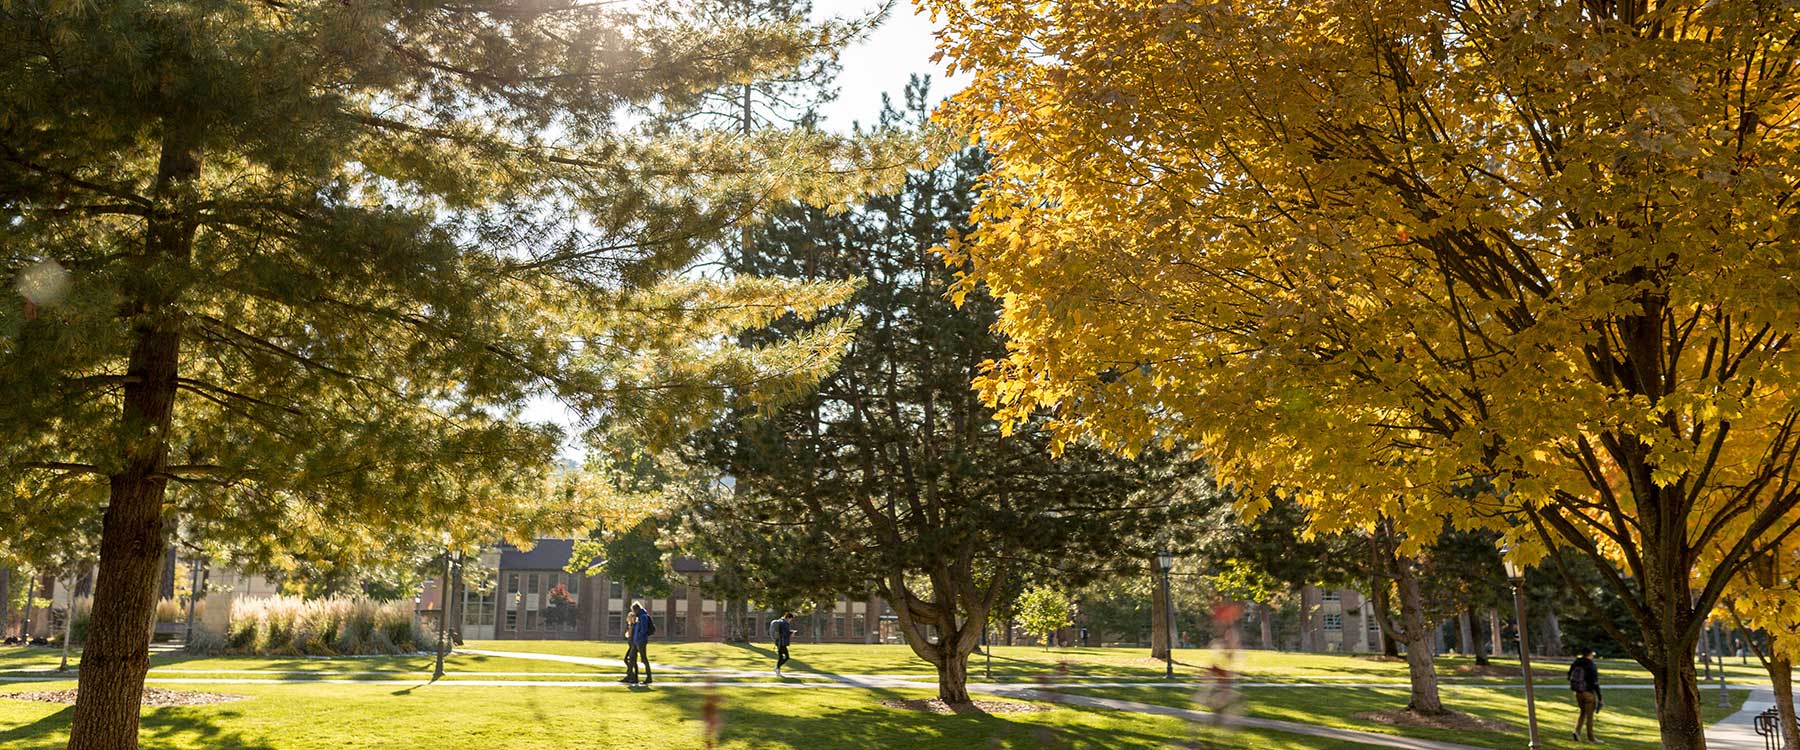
1323, 614, 1343, 632
674, 615, 688, 637
463, 590, 496, 627
527, 574, 540, 595
507, 574, 519, 594
505, 609, 518, 631
608, 615, 622, 636
835, 615, 846, 638
1322, 590, 1341, 603
610, 581, 623, 598
525, 610, 539, 630
567, 576, 579, 596
853, 613, 866, 635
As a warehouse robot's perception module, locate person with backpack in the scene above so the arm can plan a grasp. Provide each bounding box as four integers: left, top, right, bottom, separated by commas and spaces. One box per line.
769, 612, 795, 677
1568, 647, 1603, 743
623, 602, 655, 685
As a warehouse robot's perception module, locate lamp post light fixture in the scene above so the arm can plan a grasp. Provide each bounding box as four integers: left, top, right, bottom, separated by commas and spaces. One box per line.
1156, 549, 1175, 680
1502, 549, 1541, 750
434, 539, 456, 681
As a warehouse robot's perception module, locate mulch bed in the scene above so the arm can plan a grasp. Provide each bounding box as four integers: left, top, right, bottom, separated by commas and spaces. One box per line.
881, 698, 1052, 715
3, 688, 250, 707
1354, 708, 1517, 733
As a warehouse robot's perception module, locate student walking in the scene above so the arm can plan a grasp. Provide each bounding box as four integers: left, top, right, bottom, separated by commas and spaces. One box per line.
770, 611, 795, 677
622, 603, 655, 685
1568, 647, 1603, 743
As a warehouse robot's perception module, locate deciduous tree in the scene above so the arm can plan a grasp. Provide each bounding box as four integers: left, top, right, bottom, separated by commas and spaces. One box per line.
933, 0, 1800, 744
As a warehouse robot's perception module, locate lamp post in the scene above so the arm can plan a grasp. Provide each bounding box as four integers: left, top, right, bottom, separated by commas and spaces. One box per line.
433, 545, 454, 681
1502, 552, 1541, 750
1157, 549, 1175, 680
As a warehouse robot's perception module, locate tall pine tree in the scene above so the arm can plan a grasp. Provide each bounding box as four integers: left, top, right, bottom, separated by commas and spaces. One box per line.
0, 2, 922, 747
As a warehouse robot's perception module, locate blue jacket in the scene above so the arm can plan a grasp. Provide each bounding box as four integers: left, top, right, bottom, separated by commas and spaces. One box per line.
630, 612, 652, 643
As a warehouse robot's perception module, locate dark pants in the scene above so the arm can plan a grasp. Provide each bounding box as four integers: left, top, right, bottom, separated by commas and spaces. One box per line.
1575, 690, 1598, 740
624, 640, 651, 683
776, 642, 790, 670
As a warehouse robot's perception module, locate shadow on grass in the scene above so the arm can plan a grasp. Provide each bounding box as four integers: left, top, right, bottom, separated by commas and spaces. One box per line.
631, 682, 1182, 750
0, 705, 278, 750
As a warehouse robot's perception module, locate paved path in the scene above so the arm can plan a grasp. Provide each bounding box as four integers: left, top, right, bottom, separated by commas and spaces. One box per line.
1707, 687, 1778, 750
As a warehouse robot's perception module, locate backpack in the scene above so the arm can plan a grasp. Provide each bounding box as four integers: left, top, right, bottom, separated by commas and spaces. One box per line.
1568, 662, 1585, 691
644, 614, 657, 638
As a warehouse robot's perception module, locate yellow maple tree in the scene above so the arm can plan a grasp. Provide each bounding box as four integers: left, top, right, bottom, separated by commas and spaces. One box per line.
929, 0, 1800, 745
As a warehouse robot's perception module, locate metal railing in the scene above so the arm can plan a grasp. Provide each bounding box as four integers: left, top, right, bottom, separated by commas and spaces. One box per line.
1754, 706, 1780, 750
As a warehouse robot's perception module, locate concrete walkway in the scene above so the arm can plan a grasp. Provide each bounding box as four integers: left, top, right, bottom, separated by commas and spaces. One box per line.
1707, 687, 1778, 750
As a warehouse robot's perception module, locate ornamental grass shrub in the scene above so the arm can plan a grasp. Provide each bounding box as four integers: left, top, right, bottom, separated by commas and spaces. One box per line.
216, 596, 421, 656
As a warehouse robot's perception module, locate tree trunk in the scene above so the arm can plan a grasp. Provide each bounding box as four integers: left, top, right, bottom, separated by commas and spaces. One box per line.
1488, 608, 1504, 658
1, 567, 10, 639
1699, 628, 1713, 680
1769, 654, 1800, 750
937, 649, 971, 703
1650, 658, 1707, 750
1298, 585, 1316, 653
1393, 555, 1443, 714
1541, 609, 1563, 657
1150, 561, 1170, 660
723, 599, 749, 643
68, 125, 199, 750
1258, 602, 1275, 650
23, 572, 37, 639
1367, 578, 1400, 657
1457, 610, 1475, 658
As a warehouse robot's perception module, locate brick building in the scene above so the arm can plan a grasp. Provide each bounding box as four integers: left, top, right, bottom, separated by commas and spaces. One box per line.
424, 539, 892, 644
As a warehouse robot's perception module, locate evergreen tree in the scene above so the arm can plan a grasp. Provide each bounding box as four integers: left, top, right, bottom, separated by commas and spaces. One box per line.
683, 80, 1213, 703
0, 3, 920, 747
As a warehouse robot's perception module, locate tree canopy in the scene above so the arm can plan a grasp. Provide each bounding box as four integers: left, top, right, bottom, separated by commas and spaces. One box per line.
0, 2, 925, 747
681, 82, 1214, 703
931, 0, 1800, 744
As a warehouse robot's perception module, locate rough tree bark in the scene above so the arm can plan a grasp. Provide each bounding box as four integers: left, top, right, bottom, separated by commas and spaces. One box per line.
1, 567, 10, 639
1370, 531, 1444, 715
1457, 610, 1475, 658
1394, 560, 1443, 714
1258, 601, 1275, 650
1772, 655, 1800, 750
885, 563, 999, 705
67, 126, 200, 750
1488, 609, 1505, 658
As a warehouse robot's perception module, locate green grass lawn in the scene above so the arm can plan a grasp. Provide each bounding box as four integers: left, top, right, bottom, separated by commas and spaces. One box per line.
0, 678, 1393, 750
0, 642, 1768, 749
1052, 683, 1748, 750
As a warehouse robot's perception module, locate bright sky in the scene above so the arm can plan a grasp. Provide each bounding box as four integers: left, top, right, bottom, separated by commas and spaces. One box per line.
815, 1, 968, 130
526, 3, 962, 455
